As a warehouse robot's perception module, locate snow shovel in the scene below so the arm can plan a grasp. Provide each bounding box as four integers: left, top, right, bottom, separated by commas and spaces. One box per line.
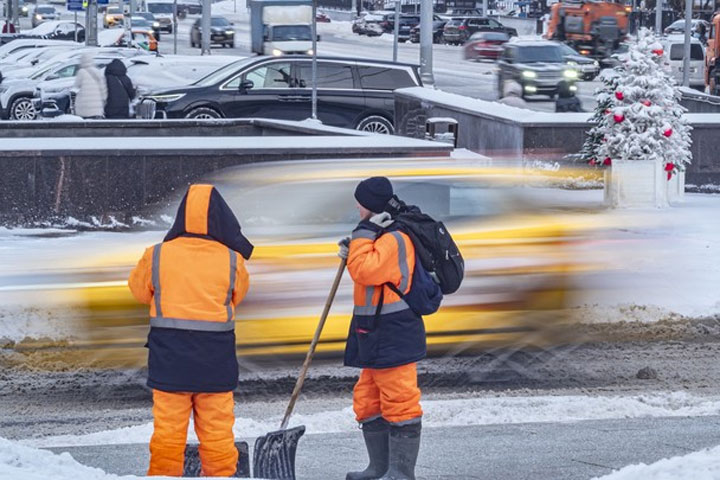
253, 258, 347, 480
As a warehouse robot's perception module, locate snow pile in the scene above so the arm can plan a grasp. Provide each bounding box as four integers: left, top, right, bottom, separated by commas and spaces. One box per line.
0, 436, 246, 480
0, 436, 116, 480
595, 445, 720, 480
25, 391, 720, 447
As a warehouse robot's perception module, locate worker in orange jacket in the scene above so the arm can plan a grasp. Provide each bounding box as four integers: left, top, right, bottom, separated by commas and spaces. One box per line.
128, 184, 253, 477
339, 177, 425, 480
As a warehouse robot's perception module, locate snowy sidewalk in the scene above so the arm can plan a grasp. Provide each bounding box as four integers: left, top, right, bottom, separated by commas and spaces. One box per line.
30, 415, 720, 480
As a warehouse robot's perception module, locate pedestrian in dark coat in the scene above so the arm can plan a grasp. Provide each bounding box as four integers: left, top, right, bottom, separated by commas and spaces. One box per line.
555, 81, 583, 113
104, 59, 136, 119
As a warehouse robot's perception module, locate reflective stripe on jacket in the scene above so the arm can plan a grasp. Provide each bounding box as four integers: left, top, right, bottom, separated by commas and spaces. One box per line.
343, 221, 427, 369
128, 184, 252, 392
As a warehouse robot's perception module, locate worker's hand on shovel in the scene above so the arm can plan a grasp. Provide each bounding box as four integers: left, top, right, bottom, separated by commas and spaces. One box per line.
338, 237, 350, 259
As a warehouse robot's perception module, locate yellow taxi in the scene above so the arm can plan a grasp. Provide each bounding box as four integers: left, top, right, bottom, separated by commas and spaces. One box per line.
4, 158, 607, 369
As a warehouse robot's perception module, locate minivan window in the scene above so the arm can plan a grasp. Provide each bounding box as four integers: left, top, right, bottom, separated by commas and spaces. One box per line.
36, 6, 55, 13
243, 62, 292, 88
296, 62, 354, 89
358, 66, 415, 90
669, 43, 704, 61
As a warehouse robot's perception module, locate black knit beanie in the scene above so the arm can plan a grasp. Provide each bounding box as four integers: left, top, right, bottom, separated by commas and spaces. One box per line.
354, 176, 394, 214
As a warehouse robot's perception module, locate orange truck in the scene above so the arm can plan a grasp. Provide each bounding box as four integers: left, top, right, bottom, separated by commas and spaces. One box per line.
705, 13, 720, 94
545, 0, 631, 59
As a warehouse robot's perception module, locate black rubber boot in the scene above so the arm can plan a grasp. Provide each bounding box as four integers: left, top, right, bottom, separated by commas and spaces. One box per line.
378, 420, 421, 480
346, 417, 390, 480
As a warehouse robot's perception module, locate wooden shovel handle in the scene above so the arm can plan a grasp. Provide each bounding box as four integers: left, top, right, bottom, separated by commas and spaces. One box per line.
279, 258, 347, 430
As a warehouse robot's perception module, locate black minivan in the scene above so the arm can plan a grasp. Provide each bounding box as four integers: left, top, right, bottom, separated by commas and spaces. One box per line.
141, 56, 422, 134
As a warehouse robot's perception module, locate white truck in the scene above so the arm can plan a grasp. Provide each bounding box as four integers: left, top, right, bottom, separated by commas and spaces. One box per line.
250, 0, 315, 56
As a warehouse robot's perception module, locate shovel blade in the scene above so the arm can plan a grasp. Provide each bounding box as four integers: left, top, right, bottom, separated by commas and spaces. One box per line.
252, 425, 306, 480
183, 441, 250, 478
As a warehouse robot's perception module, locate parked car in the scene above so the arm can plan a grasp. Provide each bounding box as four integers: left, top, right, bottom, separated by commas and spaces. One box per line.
0, 39, 79, 62
140, 56, 422, 133
31, 4, 58, 28
663, 19, 710, 37
353, 13, 384, 36
396, 14, 420, 42
409, 16, 447, 44
661, 35, 705, 89
0, 21, 85, 44
443, 16, 517, 45
463, 31, 509, 61
177, 0, 202, 15
146, 1, 175, 33
556, 42, 600, 81
316, 12, 331, 23
190, 16, 234, 48
497, 41, 579, 98
103, 5, 125, 29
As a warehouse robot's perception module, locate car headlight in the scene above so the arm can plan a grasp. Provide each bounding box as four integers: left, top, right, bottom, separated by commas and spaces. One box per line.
564, 69, 579, 79
522, 70, 537, 79
153, 21, 160, 27
145, 93, 185, 102
567, 61, 577, 66
593, 60, 599, 67
225, 30, 234, 35
306, 49, 313, 55
35, 14, 42, 19
272, 49, 283, 56
21, 6, 28, 12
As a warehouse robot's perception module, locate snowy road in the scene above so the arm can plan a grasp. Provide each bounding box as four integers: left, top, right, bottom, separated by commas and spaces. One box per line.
37, 415, 720, 479
24, 2, 601, 113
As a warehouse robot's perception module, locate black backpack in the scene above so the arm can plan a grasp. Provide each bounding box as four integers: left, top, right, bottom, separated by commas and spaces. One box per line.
386, 196, 465, 295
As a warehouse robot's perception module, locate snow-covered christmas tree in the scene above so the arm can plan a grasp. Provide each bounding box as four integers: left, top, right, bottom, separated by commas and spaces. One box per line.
582, 28, 692, 180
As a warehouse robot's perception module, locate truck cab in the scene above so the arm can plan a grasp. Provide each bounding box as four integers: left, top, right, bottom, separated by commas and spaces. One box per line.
250, 0, 315, 56
263, 23, 313, 55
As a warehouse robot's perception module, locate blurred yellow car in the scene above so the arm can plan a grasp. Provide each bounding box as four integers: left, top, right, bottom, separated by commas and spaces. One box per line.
4, 158, 606, 369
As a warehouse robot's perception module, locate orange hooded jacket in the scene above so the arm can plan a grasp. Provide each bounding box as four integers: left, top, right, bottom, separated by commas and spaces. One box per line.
129, 184, 253, 392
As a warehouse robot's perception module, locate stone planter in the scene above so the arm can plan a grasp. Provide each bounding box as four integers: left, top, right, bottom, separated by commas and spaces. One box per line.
604, 159, 668, 208
667, 170, 686, 204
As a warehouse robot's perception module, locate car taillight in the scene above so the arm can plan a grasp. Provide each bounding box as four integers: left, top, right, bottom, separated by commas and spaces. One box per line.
458, 25, 466, 30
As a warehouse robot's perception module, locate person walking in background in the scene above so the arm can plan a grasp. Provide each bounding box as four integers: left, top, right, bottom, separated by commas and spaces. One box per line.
128, 184, 254, 477
74, 53, 107, 119
555, 81, 583, 113
104, 59, 136, 119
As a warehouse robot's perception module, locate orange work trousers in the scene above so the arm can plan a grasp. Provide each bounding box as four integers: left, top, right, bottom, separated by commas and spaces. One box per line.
147, 389, 238, 477
353, 362, 423, 425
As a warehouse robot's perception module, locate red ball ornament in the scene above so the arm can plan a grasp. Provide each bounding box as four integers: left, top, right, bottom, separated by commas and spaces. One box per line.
604, 109, 611, 115
642, 100, 652, 107
613, 113, 625, 123
603, 157, 612, 166
663, 128, 672, 137
664, 163, 675, 172
652, 48, 664, 56
589, 158, 598, 166
615, 91, 624, 101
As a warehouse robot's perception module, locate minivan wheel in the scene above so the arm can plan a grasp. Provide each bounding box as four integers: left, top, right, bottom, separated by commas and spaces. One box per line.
185, 107, 221, 119
11, 97, 36, 121
356, 115, 394, 134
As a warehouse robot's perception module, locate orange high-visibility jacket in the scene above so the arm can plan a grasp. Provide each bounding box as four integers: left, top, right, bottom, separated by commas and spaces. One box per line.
344, 222, 427, 369
128, 184, 253, 392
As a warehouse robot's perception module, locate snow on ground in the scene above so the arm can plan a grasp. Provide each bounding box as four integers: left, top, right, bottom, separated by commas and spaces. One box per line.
0, 436, 242, 480
22, 391, 720, 448
595, 444, 720, 480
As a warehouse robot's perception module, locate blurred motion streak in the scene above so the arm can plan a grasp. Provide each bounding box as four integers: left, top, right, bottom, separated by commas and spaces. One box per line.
0, 159, 617, 369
